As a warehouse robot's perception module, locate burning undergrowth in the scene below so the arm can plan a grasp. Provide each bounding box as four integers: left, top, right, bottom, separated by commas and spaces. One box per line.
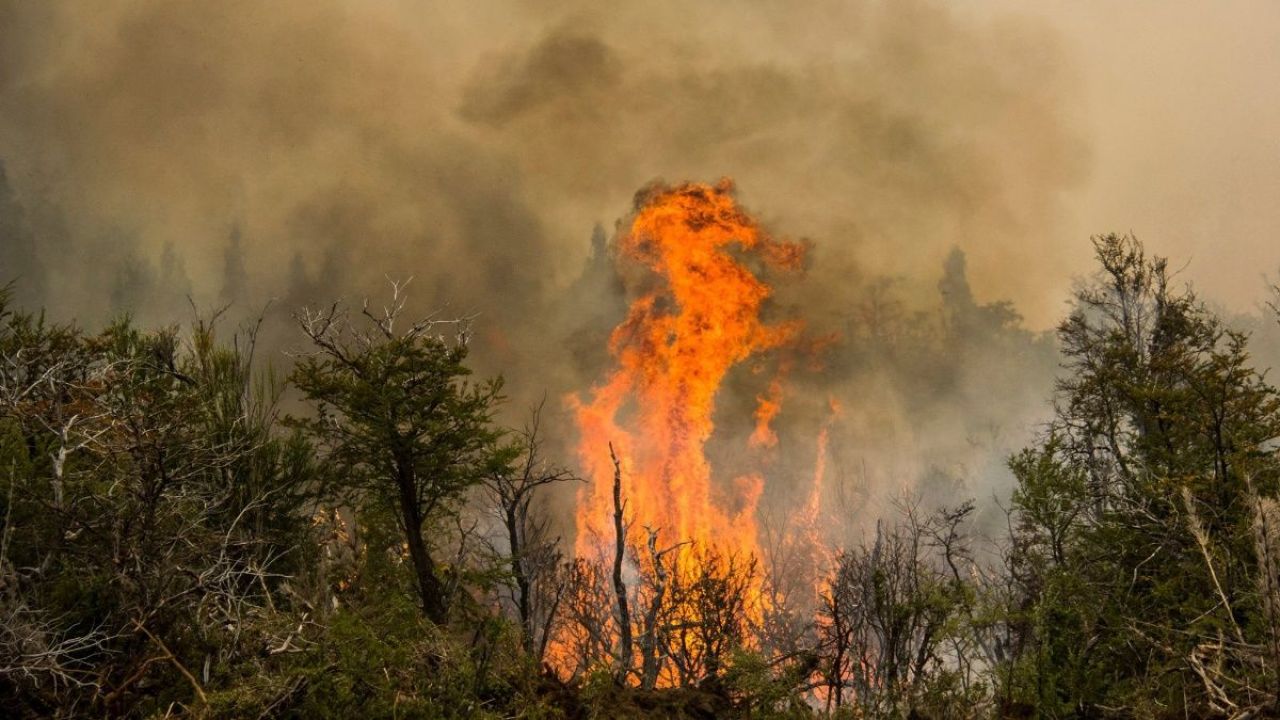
554, 179, 846, 685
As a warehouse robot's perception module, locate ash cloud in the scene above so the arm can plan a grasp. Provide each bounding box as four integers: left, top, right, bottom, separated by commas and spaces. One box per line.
0, 1, 1085, 333
6, 0, 1264, 539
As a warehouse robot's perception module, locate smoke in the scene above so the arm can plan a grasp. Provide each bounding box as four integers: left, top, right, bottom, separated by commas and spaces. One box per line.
4, 1, 1268, 539
0, 0, 1084, 320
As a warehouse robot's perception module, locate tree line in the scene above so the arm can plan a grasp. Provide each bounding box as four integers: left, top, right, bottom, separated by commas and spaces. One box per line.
3, 234, 1280, 718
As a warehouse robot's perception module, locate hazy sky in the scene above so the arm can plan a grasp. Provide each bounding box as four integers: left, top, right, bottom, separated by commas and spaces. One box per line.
1014, 0, 1280, 322
0, 0, 1276, 329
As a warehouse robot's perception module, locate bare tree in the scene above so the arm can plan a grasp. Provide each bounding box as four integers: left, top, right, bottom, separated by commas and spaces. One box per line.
635, 527, 688, 690
556, 558, 617, 680
609, 443, 634, 683
816, 500, 973, 716
483, 398, 576, 660
662, 547, 758, 687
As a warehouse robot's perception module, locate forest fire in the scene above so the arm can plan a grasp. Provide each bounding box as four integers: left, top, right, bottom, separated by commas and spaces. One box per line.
568, 179, 805, 657
7, 1, 1278, 715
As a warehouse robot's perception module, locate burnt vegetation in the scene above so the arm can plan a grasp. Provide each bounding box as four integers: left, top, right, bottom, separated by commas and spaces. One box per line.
3, 234, 1280, 719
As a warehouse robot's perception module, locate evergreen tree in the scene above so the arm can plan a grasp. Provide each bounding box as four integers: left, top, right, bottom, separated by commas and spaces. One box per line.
1007, 234, 1280, 716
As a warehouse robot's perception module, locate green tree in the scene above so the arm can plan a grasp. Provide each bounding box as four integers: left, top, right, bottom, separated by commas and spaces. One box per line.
1005, 235, 1280, 716
289, 284, 507, 624
0, 289, 317, 716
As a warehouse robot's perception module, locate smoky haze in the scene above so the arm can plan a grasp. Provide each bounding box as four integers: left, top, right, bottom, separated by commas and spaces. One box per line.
0, 0, 1086, 325
1, 0, 1277, 540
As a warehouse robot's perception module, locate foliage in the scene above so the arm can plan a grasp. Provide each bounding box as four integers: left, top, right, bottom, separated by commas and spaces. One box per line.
0, 291, 317, 717
4, 234, 1280, 717
287, 285, 508, 624
1001, 235, 1280, 717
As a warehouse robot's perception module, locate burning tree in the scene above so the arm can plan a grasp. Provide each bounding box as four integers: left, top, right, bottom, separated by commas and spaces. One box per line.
550, 181, 839, 706
569, 180, 804, 571
482, 399, 576, 662
564, 181, 804, 670
814, 500, 981, 716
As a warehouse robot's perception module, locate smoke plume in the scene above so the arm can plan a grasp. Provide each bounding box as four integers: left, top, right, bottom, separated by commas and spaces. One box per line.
3, 1, 1273, 538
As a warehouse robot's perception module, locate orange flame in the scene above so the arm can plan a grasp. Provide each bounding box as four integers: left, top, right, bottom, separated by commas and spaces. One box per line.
804, 398, 843, 594
571, 178, 802, 580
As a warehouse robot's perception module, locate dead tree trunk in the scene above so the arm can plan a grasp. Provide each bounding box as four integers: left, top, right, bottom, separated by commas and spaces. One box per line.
610, 443, 633, 683
640, 528, 669, 689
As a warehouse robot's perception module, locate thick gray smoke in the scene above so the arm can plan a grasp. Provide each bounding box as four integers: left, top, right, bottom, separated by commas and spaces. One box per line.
1, 1, 1275, 541
0, 1, 1083, 328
